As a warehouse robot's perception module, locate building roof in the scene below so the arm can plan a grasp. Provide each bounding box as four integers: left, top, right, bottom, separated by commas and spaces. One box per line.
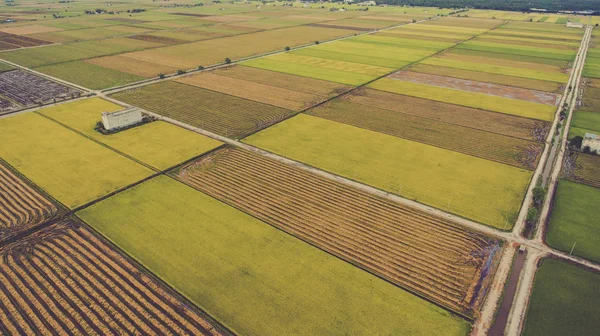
584, 132, 599, 140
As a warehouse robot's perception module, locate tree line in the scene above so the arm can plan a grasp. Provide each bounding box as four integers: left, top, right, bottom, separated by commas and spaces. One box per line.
375, 0, 600, 12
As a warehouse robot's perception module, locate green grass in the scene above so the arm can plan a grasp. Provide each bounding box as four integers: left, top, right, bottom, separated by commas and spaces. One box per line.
77, 175, 470, 336
38, 98, 222, 170
0, 45, 104, 68
0, 112, 152, 208
69, 37, 161, 55
35, 61, 145, 90
523, 259, 600, 336
349, 34, 455, 51
421, 57, 569, 83
546, 180, 600, 262
369, 78, 556, 121
0, 62, 14, 72
572, 110, 600, 133
243, 114, 531, 228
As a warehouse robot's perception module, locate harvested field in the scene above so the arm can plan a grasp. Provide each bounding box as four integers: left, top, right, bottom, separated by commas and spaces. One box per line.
78, 176, 471, 335
172, 146, 501, 317
0, 34, 50, 48
105, 18, 149, 23
178, 72, 328, 110
567, 153, 600, 188
244, 114, 532, 228
409, 64, 562, 92
455, 41, 576, 61
343, 88, 548, 140
0, 218, 224, 335
0, 70, 81, 113
369, 78, 556, 121
110, 81, 294, 139
0, 161, 60, 246
85, 55, 177, 78
390, 71, 559, 105
221, 65, 350, 96
0, 25, 62, 35
437, 51, 567, 73
308, 99, 543, 169
308, 23, 371, 31
127, 34, 186, 45
0, 45, 104, 68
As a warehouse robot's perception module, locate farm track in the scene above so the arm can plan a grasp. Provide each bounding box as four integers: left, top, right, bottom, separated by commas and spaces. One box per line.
0, 162, 60, 246
171, 147, 501, 318
0, 219, 224, 336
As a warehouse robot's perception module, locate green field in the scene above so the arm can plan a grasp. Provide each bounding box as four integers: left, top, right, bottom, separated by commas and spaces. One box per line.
77, 175, 470, 336
243, 114, 531, 228
523, 259, 600, 336
571, 110, 600, 133
35, 61, 145, 90
0, 44, 104, 67
350, 34, 455, 50
38, 98, 223, 170
291, 47, 414, 68
421, 57, 569, 83
456, 41, 576, 61
0, 112, 152, 208
369, 78, 556, 121
546, 180, 600, 263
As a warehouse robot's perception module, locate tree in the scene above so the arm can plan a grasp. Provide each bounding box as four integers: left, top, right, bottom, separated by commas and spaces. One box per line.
225, 58, 232, 64
198, 65, 205, 70
176, 69, 186, 75
315, 41, 320, 45
570, 135, 583, 150
532, 186, 546, 206
158, 73, 165, 79
526, 207, 538, 224
285, 46, 290, 51
583, 146, 591, 153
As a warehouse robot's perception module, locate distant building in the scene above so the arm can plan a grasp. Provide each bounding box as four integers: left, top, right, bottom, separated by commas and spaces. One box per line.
567, 21, 584, 28
583, 133, 600, 152
529, 8, 547, 12
102, 107, 142, 131
358, 1, 376, 5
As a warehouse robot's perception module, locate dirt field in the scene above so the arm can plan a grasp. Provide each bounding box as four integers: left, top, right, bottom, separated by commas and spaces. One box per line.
308, 99, 543, 169
172, 146, 502, 318
0, 162, 60, 246
344, 88, 549, 140
390, 71, 560, 105
85, 55, 178, 78
0, 219, 224, 335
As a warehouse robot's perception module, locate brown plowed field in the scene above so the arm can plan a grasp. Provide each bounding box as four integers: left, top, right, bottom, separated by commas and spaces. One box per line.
344, 88, 549, 141
171, 147, 503, 318
0, 219, 224, 335
409, 64, 562, 92
176, 66, 349, 110
0, 162, 60, 245
307, 99, 543, 169
110, 81, 294, 138
390, 71, 560, 105
571, 153, 600, 188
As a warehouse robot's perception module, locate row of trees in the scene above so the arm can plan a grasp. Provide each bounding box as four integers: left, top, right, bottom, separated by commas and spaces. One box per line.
375, 0, 600, 12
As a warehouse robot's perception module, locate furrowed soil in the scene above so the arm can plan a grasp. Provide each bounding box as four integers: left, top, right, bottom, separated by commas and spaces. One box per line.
0, 162, 60, 246
0, 219, 224, 335
110, 81, 294, 139
390, 71, 559, 105
171, 146, 502, 318
307, 99, 543, 169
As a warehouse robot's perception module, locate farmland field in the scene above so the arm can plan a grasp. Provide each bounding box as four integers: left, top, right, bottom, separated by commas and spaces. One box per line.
0, 161, 61, 245
0, 112, 152, 208
369, 78, 556, 121
566, 152, 600, 188
546, 180, 600, 263
0, 218, 224, 335
38, 98, 223, 170
176, 66, 350, 110
35, 61, 145, 90
244, 114, 532, 228
522, 259, 600, 336
171, 146, 502, 318
307, 99, 543, 169
77, 175, 471, 336
110, 81, 295, 138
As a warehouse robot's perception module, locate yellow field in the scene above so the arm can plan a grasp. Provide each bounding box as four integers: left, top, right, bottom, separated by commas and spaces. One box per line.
244, 114, 532, 228
39, 98, 223, 170
369, 78, 556, 121
0, 112, 152, 208
85, 55, 178, 78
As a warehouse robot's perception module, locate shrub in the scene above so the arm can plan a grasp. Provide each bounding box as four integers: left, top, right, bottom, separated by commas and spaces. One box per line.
198, 65, 205, 70
177, 69, 186, 75
285, 46, 290, 51
225, 58, 232, 64
570, 135, 583, 150
158, 73, 165, 79
526, 207, 539, 224
315, 41, 320, 45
